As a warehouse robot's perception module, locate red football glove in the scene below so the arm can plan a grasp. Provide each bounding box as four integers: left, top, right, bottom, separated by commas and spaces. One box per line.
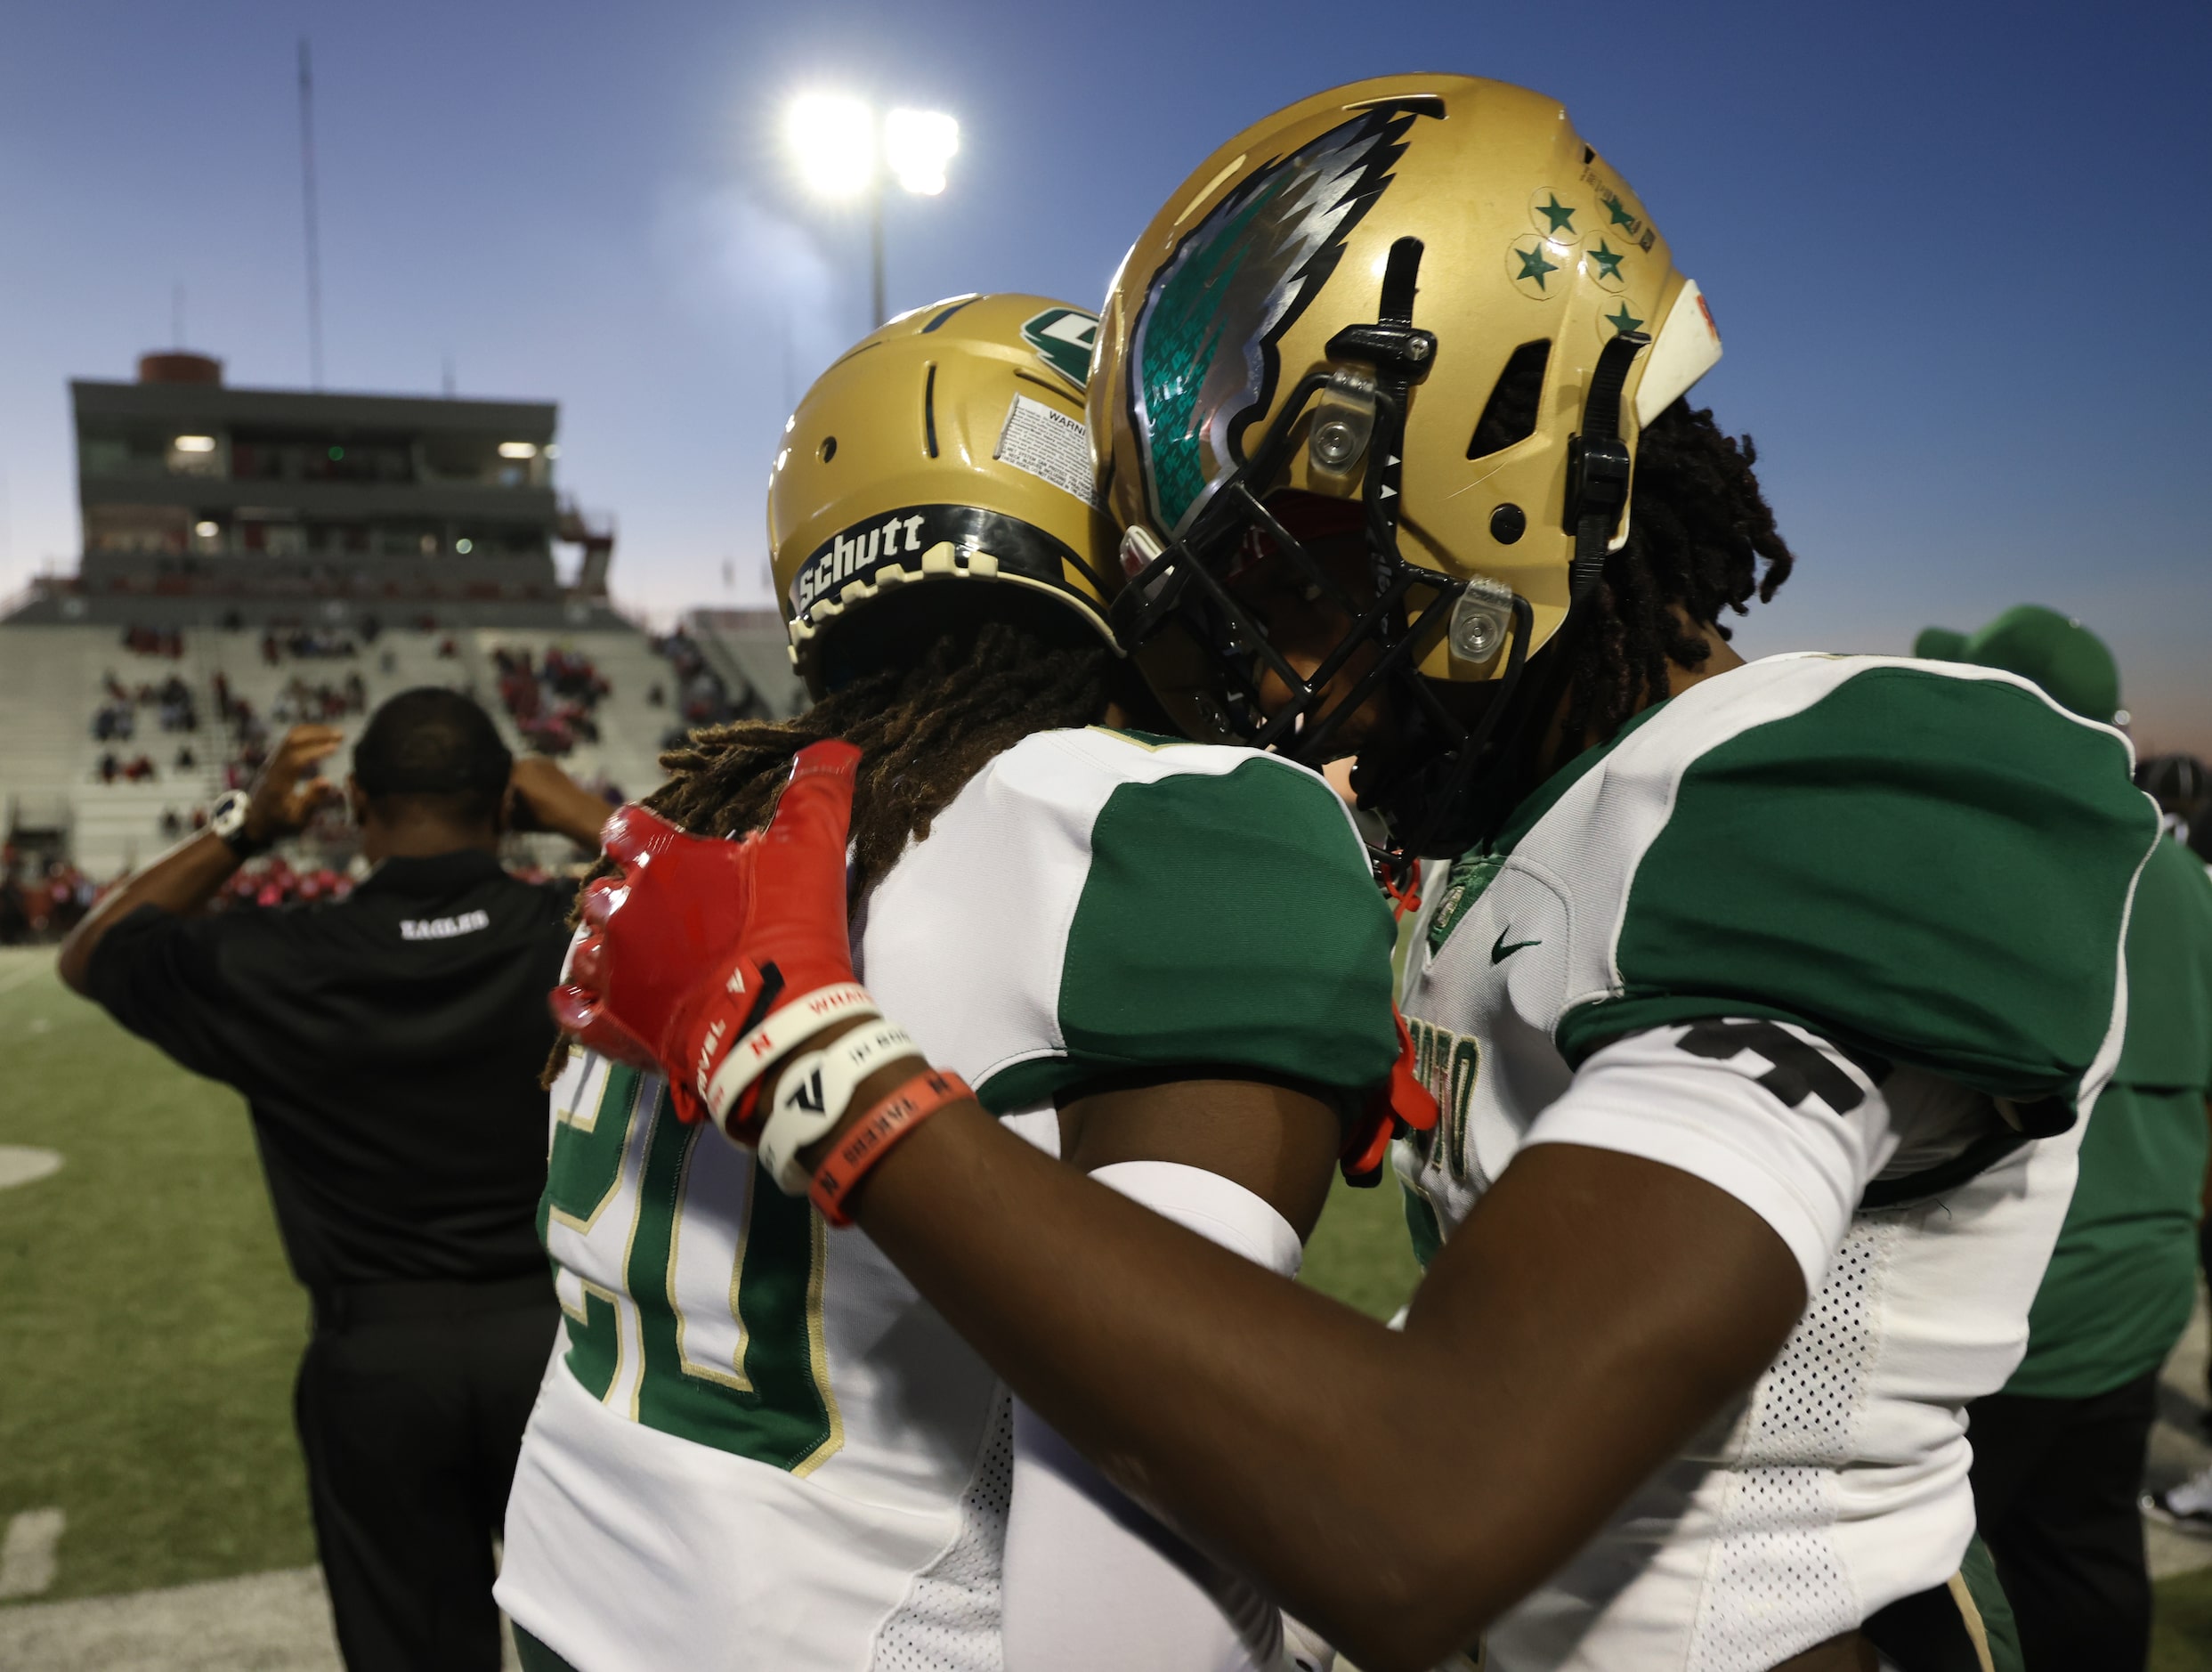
551, 740, 870, 1136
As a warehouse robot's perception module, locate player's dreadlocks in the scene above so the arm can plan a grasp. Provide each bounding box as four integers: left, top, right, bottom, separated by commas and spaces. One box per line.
544, 617, 1110, 1084
653, 620, 1110, 893
1560, 400, 1797, 749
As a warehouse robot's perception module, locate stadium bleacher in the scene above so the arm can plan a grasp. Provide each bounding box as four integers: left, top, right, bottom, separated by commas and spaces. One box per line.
0, 621, 784, 879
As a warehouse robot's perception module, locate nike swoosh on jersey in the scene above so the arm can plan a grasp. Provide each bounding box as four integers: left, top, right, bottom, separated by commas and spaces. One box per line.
1491, 928, 1541, 963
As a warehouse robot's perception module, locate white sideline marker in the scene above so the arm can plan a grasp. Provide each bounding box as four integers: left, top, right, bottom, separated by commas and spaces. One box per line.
0, 1507, 64, 1599
0, 1148, 63, 1192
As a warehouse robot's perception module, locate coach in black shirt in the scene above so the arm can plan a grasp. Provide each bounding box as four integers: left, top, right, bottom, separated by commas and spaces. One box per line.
61, 688, 613, 1672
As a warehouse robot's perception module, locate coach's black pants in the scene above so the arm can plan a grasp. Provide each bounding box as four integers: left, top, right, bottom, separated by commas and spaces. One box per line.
1965, 1367, 2160, 1672
296, 1274, 559, 1672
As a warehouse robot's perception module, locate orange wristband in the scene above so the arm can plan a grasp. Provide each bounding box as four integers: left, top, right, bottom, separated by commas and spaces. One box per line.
808, 1067, 972, 1227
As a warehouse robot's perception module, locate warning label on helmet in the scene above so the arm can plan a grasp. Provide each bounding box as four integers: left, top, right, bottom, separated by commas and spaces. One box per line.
994, 394, 1101, 510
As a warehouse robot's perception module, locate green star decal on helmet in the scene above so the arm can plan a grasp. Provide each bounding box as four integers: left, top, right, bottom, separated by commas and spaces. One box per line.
1515, 244, 1560, 288
1535, 193, 1576, 233
1604, 193, 1637, 229
1588, 241, 1625, 281
1603, 301, 1645, 335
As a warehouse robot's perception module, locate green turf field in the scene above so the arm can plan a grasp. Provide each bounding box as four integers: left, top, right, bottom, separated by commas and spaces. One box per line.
3, 943, 2209, 1666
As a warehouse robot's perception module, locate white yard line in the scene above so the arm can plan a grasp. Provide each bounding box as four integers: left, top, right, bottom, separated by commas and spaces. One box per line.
0, 1509, 64, 1600
0, 1148, 64, 1192
0, 1565, 520, 1671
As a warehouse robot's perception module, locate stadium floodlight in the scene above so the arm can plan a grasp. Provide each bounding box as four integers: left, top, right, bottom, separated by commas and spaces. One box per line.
498, 442, 539, 459
173, 434, 216, 452
787, 93, 879, 201
883, 109, 959, 197
783, 93, 960, 325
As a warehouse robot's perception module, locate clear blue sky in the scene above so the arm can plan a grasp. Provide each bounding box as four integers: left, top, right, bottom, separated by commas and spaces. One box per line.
4, 0, 2207, 751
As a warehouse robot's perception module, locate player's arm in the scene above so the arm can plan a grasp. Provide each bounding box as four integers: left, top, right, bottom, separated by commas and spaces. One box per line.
1000, 1075, 1345, 1672
833, 1086, 1803, 1672
59, 723, 343, 992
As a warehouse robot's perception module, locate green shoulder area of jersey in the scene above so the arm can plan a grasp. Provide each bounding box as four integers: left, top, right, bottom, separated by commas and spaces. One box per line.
975, 734, 1400, 1112
1550, 660, 2159, 1109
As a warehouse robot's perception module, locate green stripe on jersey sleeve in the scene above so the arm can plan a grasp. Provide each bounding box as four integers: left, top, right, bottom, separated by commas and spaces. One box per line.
986, 758, 1398, 1107
1557, 665, 2157, 1108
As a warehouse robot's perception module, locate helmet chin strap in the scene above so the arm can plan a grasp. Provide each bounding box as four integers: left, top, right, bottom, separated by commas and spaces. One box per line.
1495, 325, 1649, 783
1368, 328, 1650, 864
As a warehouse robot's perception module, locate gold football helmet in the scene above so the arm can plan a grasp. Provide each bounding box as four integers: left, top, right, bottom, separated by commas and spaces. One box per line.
1089, 75, 1724, 855
770, 293, 1119, 697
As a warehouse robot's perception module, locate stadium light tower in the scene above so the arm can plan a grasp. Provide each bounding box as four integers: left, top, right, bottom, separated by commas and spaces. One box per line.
785, 93, 960, 328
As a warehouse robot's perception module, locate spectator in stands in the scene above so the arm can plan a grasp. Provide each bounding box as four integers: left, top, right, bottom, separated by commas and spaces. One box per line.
93, 700, 134, 743
1916, 609, 2212, 1668
120, 624, 182, 658
59, 690, 618, 1672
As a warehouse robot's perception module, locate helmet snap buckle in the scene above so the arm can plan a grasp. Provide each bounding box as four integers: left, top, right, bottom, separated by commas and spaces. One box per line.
1447, 576, 1515, 667
1308, 371, 1379, 482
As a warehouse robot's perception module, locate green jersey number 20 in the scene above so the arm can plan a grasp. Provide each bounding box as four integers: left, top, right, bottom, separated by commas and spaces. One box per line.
539, 1055, 842, 1474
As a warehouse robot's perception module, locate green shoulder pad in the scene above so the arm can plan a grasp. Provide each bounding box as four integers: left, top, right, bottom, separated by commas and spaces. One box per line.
1559, 665, 2157, 1109
980, 757, 1398, 1110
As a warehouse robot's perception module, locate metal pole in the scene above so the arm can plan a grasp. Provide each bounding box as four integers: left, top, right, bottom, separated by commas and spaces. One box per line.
869, 175, 887, 329
297, 38, 325, 389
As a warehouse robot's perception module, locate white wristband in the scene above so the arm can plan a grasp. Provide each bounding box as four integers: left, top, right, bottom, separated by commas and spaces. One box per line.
759, 1020, 921, 1194
701, 982, 878, 1127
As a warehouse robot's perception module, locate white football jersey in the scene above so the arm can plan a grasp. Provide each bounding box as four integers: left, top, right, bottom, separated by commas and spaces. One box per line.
497, 726, 1398, 1671
1395, 654, 2155, 1669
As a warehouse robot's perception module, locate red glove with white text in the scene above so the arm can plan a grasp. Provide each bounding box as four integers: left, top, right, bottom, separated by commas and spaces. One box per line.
550, 741, 875, 1137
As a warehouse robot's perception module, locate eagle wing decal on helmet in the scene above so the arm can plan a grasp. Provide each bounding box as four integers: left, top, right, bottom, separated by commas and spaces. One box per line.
1130, 106, 1417, 536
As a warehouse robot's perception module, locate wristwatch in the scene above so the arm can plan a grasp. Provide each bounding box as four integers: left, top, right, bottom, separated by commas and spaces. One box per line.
209, 791, 268, 859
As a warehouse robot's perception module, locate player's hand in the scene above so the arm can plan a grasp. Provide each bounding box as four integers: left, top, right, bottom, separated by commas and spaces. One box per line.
243, 725, 345, 844
550, 741, 868, 1135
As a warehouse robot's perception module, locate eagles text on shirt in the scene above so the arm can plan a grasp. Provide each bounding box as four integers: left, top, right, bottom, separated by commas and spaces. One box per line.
401, 910, 490, 942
